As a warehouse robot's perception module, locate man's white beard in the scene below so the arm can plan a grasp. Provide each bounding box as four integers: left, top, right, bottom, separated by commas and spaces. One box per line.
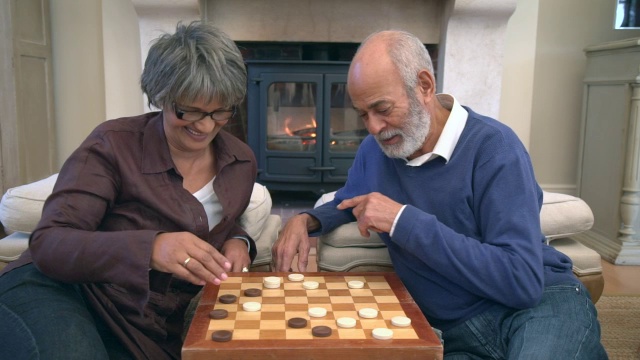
375, 95, 431, 159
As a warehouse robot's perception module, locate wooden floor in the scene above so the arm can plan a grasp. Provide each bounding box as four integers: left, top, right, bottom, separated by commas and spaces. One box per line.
602, 260, 640, 296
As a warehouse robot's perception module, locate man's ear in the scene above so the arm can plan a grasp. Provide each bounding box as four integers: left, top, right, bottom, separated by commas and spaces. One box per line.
417, 70, 435, 98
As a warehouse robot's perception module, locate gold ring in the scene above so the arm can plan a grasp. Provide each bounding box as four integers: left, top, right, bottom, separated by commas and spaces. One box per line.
183, 257, 191, 267
242, 266, 249, 272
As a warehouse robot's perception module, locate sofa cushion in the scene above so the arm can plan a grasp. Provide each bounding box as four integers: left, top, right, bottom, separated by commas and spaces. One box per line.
0, 174, 272, 240
316, 191, 594, 247
549, 237, 602, 276
0, 174, 58, 233
238, 183, 273, 240
541, 191, 594, 241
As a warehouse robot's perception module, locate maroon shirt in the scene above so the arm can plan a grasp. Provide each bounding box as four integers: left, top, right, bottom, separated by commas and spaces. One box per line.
1, 112, 257, 358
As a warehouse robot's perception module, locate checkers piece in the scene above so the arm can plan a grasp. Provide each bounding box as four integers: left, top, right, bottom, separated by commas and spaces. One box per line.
244, 288, 262, 297
288, 273, 305, 282
287, 317, 308, 329
242, 301, 262, 312
347, 280, 365, 289
372, 328, 394, 340
218, 294, 237, 304
391, 315, 412, 327
358, 307, 379, 319
308, 307, 327, 318
336, 317, 357, 329
209, 309, 228, 320
263, 276, 281, 289
312, 325, 332, 338
211, 330, 233, 342
302, 281, 319, 290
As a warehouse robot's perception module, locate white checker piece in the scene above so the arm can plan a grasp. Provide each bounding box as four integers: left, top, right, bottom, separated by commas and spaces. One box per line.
358, 308, 379, 319
288, 273, 305, 282
391, 316, 412, 327
302, 281, 319, 290
372, 328, 394, 340
242, 301, 262, 312
336, 317, 357, 328
308, 307, 328, 318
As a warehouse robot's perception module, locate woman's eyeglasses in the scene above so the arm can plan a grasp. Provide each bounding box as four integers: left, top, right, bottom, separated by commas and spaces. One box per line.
173, 103, 236, 123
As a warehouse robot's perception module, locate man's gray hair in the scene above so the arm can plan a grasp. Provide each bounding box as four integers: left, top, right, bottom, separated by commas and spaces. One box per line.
359, 30, 434, 94
141, 21, 246, 109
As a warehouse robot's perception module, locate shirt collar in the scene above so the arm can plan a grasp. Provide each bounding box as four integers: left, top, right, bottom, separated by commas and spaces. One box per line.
406, 93, 467, 166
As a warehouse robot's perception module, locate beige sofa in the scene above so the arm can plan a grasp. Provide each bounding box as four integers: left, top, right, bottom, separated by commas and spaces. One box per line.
314, 191, 604, 303
0, 174, 280, 272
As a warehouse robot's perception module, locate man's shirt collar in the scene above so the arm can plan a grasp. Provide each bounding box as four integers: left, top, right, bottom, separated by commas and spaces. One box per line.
406, 93, 467, 166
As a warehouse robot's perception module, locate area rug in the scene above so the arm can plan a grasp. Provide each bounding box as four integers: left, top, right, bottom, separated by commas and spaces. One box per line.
596, 295, 640, 359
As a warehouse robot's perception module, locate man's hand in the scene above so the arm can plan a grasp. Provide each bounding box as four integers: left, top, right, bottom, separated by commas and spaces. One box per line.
272, 213, 318, 272
337, 192, 403, 237
151, 232, 231, 286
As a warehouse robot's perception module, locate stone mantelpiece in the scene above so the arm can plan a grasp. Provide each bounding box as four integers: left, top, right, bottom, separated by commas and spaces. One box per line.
575, 38, 640, 265
131, 0, 517, 119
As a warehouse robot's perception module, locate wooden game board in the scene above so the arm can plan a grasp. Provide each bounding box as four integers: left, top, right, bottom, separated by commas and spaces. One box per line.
182, 272, 443, 360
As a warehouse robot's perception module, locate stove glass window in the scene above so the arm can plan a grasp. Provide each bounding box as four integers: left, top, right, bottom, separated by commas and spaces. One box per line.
266, 82, 317, 152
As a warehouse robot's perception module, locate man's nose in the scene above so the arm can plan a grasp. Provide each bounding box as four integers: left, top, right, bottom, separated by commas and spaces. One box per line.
365, 115, 386, 135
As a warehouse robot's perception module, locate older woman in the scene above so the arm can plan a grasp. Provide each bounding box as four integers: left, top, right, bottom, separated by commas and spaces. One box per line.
0, 22, 256, 359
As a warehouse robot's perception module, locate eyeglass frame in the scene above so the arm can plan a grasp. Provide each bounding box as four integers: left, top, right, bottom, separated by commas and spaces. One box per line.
172, 102, 237, 123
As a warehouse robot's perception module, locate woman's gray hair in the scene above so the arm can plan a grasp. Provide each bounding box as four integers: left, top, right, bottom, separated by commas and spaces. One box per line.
141, 21, 246, 110
359, 30, 434, 94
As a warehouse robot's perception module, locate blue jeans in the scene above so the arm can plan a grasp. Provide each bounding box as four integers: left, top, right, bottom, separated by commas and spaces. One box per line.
442, 283, 608, 360
0, 264, 132, 359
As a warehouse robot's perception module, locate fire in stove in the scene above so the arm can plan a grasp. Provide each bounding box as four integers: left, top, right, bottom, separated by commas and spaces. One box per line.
268, 116, 317, 151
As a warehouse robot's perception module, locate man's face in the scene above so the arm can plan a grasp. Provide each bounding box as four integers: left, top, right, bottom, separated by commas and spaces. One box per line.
373, 90, 431, 159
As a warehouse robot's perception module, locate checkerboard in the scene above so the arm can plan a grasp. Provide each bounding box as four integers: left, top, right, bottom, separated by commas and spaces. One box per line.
182, 272, 442, 360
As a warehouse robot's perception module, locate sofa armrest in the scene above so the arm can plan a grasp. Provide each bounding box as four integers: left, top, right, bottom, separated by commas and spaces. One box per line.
0, 232, 30, 263
251, 214, 281, 270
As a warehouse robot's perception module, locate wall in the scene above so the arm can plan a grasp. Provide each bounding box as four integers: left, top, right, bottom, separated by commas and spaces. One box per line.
102, 0, 143, 120
50, 0, 142, 169
50, 0, 106, 169
205, 0, 441, 44
501, 0, 640, 194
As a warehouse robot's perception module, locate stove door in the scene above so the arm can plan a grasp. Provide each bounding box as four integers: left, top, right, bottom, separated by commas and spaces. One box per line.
257, 72, 324, 184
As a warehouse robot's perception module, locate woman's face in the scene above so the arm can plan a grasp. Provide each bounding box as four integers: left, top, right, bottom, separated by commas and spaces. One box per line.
163, 98, 233, 155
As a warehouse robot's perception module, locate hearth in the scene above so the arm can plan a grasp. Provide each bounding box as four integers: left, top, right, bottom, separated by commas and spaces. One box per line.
246, 61, 366, 194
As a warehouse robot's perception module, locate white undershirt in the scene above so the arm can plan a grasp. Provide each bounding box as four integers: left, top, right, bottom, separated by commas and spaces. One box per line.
192, 177, 222, 231
192, 177, 251, 252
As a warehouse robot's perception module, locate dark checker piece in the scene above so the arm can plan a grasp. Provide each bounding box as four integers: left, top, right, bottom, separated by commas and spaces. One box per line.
287, 317, 308, 329
218, 294, 237, 304
244, 288, 262, 297
209, 309, 228, 320
211, 330, 233, 342
311, 325, 332, 337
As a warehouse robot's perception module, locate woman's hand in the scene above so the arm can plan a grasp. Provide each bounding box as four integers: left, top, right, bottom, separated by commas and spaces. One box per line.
221, 238, 251, 272
151, 232, 232, 285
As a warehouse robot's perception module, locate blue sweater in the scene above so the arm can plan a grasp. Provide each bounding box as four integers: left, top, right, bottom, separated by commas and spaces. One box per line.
308, 107, 576, 330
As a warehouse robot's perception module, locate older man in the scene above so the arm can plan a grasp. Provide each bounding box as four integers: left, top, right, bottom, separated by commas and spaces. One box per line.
272, 30, 606, 359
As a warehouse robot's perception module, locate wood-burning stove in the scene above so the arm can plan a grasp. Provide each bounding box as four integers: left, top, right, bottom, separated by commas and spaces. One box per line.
247, 61, 366, 194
